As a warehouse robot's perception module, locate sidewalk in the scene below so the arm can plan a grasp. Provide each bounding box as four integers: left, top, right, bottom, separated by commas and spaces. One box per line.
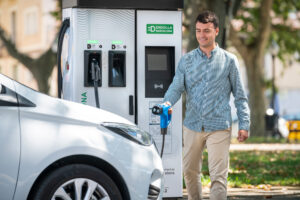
230, 143, 300, 151
178, 186, 300, 200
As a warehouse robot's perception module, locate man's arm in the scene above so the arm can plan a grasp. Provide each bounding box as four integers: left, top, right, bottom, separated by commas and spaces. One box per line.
229, 56, 250, 141
163, 57, 186, 106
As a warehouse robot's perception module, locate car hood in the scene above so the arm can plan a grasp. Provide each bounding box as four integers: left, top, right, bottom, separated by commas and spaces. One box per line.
13, 81, 133, 127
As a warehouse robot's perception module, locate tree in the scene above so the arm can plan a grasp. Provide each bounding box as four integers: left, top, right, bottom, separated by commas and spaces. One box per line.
183, 0, 242, 51
0, 27, 56, 93
229, 0, 300, 136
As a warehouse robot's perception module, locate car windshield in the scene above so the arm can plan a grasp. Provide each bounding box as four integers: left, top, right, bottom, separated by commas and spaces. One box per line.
1, 73, 40, 93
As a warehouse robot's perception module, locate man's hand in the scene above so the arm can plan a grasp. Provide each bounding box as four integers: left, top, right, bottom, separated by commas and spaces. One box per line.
163, 101, 172, 114
237, 130, 249, 142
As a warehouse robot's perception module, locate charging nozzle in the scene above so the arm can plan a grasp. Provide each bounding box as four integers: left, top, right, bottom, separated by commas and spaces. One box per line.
152, 104, 172, 131
152, 103, 172, 158
91, 58, 101, 108
91, 58, 101, 82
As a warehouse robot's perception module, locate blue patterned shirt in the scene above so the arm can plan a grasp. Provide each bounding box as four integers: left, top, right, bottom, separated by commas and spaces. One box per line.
164, 46, 250, 132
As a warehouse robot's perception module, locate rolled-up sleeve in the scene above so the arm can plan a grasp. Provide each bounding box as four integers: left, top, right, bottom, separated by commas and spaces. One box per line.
163, 57, 186, 106
229, 56, 250, 131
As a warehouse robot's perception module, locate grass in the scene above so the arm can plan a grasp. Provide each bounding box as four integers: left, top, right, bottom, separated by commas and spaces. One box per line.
183, 150, 300, 188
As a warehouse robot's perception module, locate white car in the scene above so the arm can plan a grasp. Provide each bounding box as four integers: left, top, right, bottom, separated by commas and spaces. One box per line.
0, 73, 163, 200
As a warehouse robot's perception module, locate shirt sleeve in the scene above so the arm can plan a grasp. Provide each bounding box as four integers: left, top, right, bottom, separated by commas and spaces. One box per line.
163, 57, 186, 106
229, 56, 251, 131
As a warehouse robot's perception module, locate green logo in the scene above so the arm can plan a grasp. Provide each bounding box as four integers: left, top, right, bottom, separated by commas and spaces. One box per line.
147, 24, 173, 34
87, 40, 99, 44
111, 40, 123, 45
81, 92, 87, 104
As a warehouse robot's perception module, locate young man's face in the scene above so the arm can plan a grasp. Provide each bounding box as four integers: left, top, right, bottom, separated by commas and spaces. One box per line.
195, 22, 219, 49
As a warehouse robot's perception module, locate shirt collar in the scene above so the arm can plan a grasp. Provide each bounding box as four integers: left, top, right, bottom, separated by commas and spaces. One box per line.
197, 44, 219, 58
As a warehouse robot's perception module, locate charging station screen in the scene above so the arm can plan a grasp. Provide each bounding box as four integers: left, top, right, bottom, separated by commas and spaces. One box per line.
145, 46, 175, 97
147, 54, 167, 71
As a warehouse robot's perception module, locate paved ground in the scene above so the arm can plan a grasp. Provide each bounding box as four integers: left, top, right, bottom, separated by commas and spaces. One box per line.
229, 143, 300, 151
164, 186, 300, 199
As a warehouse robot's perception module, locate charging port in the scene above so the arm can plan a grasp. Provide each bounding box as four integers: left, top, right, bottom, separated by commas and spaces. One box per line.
84, 50, 102, 87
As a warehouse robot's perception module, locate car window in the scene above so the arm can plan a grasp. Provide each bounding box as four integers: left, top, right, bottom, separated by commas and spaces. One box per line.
0, 83, 5, 94
0, 84, 35, 107
0, 84, 18, 106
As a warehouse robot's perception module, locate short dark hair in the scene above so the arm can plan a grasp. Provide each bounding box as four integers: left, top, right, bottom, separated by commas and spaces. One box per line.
195, 11, 219, 28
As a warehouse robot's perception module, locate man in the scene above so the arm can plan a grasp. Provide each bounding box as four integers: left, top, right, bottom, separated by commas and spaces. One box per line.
163, 11, 250, 200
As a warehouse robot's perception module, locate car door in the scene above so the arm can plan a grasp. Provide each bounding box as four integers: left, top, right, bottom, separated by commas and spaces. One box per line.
0, 75, 21, 200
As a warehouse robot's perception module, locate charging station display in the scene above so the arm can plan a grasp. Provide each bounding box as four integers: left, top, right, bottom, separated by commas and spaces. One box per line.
145, 47, 175, 98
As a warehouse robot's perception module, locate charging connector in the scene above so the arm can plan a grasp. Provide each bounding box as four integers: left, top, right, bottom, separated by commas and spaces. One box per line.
91, 58, 101, 108
152, 104, 172, 158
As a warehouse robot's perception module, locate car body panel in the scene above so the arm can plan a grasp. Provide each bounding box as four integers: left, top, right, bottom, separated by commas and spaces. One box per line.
0, 75, 21, 200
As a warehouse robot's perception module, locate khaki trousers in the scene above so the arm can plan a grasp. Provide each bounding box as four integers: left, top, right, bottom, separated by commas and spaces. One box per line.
183, 126, 231, 200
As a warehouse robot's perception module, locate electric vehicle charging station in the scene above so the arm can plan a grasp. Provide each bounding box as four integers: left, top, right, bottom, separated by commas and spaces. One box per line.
59, 0, 183, 198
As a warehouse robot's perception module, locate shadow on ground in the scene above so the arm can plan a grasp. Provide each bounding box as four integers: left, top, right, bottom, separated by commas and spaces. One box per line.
164, 186, 300, 200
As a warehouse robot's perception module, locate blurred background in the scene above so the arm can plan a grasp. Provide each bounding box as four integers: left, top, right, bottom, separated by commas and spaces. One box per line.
0, 0, 299, 193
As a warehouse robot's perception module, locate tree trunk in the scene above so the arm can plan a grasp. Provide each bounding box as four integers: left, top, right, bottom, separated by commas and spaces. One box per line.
185, 0, 209, 51
0, 25, 56, 94
244, 51, 266, 136
207, 0, 227, 48
31, 66, 51, 94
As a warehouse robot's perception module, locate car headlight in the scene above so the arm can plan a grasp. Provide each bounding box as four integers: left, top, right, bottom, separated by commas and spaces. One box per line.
101, 122, 153, 146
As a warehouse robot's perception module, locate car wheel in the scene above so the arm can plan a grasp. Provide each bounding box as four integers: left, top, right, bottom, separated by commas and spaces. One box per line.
32, 164, 122, 200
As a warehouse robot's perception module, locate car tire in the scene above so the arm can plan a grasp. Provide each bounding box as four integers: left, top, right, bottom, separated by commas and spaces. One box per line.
32, 164, 122, 200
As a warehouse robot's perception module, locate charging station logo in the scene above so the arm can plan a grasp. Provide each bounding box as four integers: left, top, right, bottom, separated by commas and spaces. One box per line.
81, 92, 87, 104
147, 24, 173, 34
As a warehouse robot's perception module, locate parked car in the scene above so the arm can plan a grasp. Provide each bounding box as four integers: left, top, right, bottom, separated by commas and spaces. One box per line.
0, 73, 163, 200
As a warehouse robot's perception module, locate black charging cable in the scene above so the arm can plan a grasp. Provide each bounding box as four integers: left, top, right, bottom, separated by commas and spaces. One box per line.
160, 129, 167, 158
152, 105, 168, 158
91, 58, 101, 108
57, 18, 70, 98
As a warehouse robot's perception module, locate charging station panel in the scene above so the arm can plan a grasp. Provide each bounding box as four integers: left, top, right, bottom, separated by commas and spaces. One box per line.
137, 10, 183, 198
109, 51, 126, 87
84, 50, 102, 87
145, 46, 174, 97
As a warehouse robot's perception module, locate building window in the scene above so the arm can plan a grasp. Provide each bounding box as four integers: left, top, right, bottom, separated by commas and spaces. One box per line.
11, 11, 16, 42
13, 64, 18, 80
24, 8, 38, 35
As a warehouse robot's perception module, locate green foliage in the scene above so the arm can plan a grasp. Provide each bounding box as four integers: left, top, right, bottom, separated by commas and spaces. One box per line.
236, 0, 300, 62
50, 0, 62, 21
234, 0, 261, 46
271, 0, 300, 62
183, 150, 300, 188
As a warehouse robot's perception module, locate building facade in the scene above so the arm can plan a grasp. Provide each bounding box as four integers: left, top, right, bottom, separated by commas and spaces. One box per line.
0, 0, 57, 95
